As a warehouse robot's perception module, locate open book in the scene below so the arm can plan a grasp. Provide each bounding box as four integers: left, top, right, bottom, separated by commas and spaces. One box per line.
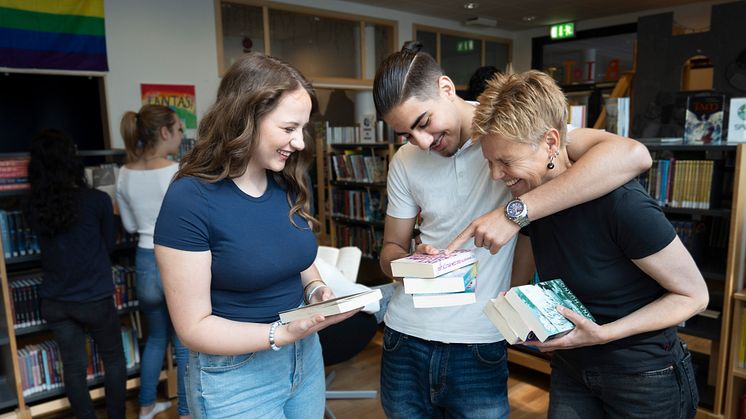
316, 246, 362, 283
278, 289, 382, 324
484, 279, 595, 342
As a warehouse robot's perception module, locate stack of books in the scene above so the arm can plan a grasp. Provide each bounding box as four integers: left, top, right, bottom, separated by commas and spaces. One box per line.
483, 279, 595, 343
390, 250, 477, 308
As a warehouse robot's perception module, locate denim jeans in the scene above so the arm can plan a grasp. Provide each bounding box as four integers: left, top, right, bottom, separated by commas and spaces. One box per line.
548, 340, 699, 419
136, 247, 189, 416
41, 297, 126, 419
380, 326, 510, 419
185, 332, 325, 418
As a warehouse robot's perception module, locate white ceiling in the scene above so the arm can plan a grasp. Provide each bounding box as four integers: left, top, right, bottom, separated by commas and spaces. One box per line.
341, 0, 713, 31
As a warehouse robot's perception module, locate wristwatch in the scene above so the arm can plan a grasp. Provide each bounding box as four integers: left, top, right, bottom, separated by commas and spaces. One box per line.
505, 198, 530, 228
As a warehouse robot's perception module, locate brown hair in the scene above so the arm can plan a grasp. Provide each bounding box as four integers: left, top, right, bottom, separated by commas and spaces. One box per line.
473, 70, 567, 148
373, 41, 443, 118
177, 53, 318, 229
120, 104, 177, 162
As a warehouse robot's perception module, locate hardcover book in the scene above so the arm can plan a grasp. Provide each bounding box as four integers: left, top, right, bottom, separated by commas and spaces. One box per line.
411, 269, 476, 308
499, 279, 595, 342
278, 289, 382, 324
727, 97, 746, 142
684, 93, 726, 144
403, 263, 476, 294
390, 249, 476, 278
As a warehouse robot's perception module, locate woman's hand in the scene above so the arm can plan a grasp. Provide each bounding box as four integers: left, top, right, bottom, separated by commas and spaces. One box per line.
275, 309, 360, 346
446, 207, 520, 255
520, 306, 608, 352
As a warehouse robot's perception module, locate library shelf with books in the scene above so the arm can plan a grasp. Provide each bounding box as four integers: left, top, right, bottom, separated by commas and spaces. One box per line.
315, 132, 401, 285
501, 142, 746, 419
0, 151, 177, 418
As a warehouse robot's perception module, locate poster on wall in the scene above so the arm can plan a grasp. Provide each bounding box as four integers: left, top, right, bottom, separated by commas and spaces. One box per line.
140, 84, 197, 159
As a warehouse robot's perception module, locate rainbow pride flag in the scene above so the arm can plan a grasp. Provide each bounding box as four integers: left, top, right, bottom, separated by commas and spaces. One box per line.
0, 0, 107, 71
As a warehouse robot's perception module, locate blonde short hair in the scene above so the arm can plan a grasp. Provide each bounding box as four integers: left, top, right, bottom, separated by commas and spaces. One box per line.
472, 70, 567, 148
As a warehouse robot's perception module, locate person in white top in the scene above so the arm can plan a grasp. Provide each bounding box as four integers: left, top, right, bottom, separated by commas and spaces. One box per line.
372, 42, 653, 418
117, 104, 189, 419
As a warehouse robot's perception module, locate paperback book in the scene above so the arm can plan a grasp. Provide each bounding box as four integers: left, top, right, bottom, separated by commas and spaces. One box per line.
390, 249, 476, 278
278, 289, 382, 324
411, 266, 476, 308
684, 92, 726, 144
403, 263, 475, 294
484, 294, 534, 344
727, 97, 746, 142
486, 279, 595, 343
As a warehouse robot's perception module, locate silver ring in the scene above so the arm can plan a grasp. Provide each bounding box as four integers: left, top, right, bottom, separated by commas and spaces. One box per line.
483, 243, 491, 249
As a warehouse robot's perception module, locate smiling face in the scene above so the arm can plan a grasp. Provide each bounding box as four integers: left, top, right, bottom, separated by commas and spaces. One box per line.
250, 87, 312, 173
480, 132, 558, 197
383, 76, 468, 157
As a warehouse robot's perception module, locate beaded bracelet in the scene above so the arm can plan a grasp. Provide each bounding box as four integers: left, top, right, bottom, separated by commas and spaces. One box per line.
269, 320, 282, 351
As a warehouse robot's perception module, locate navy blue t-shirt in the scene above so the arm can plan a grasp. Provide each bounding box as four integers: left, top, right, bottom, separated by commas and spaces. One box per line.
29, 187, 115, 302
526, 180, 678, 372
154, 174, 317, 323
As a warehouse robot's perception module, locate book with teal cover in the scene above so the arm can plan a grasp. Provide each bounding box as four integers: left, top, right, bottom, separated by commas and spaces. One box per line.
505, 279, 594, 342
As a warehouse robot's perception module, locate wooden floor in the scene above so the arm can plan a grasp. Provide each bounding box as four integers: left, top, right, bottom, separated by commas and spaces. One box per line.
44, 329, 549, 419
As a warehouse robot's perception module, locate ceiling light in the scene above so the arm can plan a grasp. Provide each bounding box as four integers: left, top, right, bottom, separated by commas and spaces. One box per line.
522, 15, 536, 22
464, 3, 479, 10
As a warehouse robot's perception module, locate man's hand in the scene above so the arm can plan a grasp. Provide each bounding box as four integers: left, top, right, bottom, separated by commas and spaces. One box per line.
446, 207, 520, 255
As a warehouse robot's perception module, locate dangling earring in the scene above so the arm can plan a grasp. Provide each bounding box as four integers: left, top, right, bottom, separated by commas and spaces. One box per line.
547, 150, 559, 170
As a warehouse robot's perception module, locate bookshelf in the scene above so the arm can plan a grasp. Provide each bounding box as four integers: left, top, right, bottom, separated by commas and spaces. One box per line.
0, 151, 177, 418
503, 141, 746, 419
315, 134, 399, 285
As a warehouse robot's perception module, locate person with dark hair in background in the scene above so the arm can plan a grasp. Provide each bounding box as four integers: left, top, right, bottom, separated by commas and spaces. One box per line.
154, 53, 356, 418
467, 65, 501, 101
118, 104, 190, 419
26, 129, 126, 419
372, 41, 653, 418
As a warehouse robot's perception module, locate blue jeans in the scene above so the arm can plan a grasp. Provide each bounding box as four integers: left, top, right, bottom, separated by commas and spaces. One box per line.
136, 247, 189, 416
380, 326, 510, 419
41, 297, 126, 419
185, 332, 325, 418
548, 341, 699, 419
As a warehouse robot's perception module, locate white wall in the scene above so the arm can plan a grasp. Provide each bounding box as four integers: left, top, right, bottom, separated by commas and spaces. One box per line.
103, 0, 514, 148
104, 0, 220, 149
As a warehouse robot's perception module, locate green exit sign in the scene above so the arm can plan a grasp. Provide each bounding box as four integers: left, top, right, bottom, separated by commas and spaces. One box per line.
550, 22, 575, 39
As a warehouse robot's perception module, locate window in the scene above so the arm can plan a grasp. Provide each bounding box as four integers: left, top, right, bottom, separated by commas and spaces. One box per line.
216, 1, 396, 87
414, 25, 512, 88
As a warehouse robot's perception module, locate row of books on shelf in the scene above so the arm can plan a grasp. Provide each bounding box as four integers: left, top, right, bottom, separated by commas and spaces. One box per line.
0, 210, 40, 258
333, 224, 382, 259
331, 189, 385, 222
638, 159, 720, 209
11, 265, 138, 330
18, 326, 140, 397
321, 120, 397, 145
330, 153, 386, 183
0, 157, 30, 191
0, 209, 137, 261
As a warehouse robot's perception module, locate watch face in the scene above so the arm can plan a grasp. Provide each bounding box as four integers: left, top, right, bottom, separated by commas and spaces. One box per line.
506, 200, 525, 218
